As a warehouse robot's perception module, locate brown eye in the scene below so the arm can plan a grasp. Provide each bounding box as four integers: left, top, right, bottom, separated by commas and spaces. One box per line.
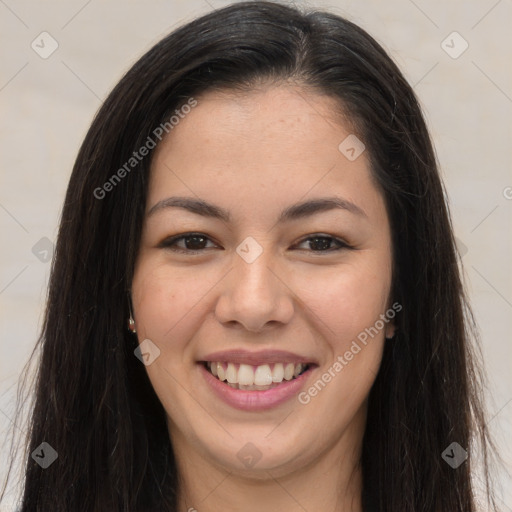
294, 235, 350, 253
159, 232, 352, 255
159, 233, 219, 254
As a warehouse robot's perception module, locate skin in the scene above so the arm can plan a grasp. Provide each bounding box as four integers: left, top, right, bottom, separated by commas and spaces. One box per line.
131, 83, 395, 512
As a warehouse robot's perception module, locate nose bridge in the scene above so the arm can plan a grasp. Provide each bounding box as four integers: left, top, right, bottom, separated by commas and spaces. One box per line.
235, 249, 277, 299
214, 238, 294, 331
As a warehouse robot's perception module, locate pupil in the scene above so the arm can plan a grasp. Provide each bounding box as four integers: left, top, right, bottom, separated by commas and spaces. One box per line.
310, 237, 330, 251
187, 235, 206, 250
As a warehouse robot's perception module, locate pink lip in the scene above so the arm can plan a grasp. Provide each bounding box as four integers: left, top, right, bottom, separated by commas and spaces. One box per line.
201, 349, 317, 366
199, 362, 315, 411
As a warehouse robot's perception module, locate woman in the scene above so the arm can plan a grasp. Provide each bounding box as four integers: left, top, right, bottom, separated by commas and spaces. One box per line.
1, 1, 500, 510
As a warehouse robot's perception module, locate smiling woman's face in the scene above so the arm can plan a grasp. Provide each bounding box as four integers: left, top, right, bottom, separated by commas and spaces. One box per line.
131, 84, 395, 481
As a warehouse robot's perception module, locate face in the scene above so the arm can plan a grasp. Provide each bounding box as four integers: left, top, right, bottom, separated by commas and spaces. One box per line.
131, 84, 395, 479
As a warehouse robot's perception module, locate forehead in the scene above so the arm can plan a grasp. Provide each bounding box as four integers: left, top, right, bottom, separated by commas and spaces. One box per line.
157, 83, 349, 152
147, 84, 384, 223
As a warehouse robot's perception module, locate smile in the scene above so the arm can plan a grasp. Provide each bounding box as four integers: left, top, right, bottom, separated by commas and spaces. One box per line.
198, 350, 317, 411
204, 361, 309, 390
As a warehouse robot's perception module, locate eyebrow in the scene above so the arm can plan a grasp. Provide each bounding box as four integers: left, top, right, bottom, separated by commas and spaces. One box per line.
147, 195, 367, 222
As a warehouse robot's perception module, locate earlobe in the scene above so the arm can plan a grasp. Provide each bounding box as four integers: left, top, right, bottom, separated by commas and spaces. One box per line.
128, 292, 137, 334
385, 322, 396, 340
128, 315, 137, 333
384, 298, 401, 340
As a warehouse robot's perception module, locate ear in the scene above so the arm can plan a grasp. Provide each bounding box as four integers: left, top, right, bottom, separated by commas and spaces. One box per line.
384, 320, 396, 340
384, 299, 401, 340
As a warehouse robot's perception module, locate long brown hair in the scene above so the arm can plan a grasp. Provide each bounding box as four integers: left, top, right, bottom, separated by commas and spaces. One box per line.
1, 1, 501, 510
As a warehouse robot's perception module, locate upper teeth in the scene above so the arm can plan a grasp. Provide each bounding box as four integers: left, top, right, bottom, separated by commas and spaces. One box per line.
207, 362, 306, 385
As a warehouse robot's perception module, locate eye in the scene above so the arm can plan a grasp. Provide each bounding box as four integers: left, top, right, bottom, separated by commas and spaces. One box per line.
159, 232, 352, 255
158, 233, 219, 254
293, 234, 351, 253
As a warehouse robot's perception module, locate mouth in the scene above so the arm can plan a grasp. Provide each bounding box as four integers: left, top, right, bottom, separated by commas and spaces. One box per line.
203, 361, 311, 391
198, 351, 317, 411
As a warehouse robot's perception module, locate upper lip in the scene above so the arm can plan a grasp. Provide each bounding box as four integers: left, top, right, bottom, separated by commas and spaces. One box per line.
200, 349, 317, 366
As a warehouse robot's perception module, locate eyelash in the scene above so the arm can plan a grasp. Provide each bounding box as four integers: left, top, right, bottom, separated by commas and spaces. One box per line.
158, 232, 353, 255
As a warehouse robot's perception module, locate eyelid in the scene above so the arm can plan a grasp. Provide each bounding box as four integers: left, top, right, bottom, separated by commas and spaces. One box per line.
294, 233, 352, 249
157, 232, 220, 252
158, 232, 354, 254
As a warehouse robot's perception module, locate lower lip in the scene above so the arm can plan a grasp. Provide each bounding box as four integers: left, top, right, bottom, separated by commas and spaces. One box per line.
199, 363, 314, 411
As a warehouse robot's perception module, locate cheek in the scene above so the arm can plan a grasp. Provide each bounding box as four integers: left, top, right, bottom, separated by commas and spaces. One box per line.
133, 252, 392, 350
293, 265, 390, 425
293, 259, 392, 348
132, 262, 208, 344
130, 263, 207, 412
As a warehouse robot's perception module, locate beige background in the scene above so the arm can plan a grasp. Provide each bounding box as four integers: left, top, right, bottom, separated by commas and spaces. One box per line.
1, 0, 511, 510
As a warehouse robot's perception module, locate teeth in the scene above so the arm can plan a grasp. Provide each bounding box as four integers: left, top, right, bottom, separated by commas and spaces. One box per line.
254, 364, 273, 386
238, 364, 254, 386
284, 363, 295, 380
207, 361, 307, 385
217, 363, 226, 382
272, 363, 284, 382
226, 363, 237, 383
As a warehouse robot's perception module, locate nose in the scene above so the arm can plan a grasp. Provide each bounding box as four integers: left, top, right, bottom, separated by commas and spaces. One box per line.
214, 247, 295, 333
